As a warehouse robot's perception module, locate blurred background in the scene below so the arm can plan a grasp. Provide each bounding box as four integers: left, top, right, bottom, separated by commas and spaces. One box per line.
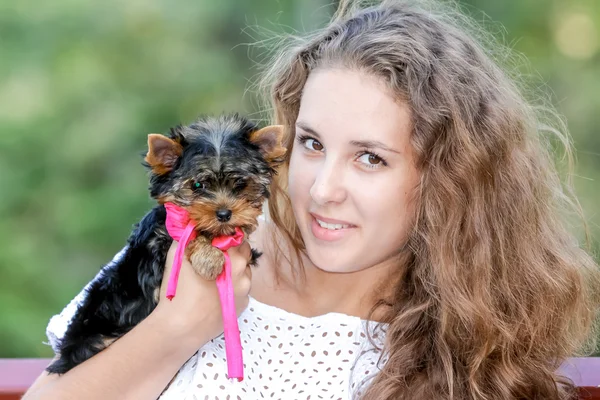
0, 0, 598, 358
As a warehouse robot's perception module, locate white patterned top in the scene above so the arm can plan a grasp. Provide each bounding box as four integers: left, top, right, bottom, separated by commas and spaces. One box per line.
45, 248, 389, 399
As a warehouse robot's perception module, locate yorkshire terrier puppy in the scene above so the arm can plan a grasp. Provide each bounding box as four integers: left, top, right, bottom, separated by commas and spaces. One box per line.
46, 114, 286, 375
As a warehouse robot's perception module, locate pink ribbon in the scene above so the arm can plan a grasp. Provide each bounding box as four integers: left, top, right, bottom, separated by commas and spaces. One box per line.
164, 203, 198, 300
164, 202, 244, 381
212, 227, 245, 382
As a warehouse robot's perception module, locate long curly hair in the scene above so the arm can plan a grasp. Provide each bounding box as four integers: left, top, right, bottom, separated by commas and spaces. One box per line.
254, 0, 600, 398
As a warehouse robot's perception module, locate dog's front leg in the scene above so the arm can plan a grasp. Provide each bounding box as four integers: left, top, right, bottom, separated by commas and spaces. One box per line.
186, 236, 225, 280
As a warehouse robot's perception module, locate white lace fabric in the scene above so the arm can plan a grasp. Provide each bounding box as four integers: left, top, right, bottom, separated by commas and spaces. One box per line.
158, 296, 387, 399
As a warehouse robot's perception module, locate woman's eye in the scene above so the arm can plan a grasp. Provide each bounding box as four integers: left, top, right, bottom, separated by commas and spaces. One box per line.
357, 153, 385, 167
304, 138, 323, 151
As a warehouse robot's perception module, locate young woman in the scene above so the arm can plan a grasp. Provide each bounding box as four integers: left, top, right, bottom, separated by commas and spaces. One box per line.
24, 0, 600, 399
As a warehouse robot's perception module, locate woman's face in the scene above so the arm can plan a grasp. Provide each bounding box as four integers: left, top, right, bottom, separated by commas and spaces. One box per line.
288, 68, 420, 274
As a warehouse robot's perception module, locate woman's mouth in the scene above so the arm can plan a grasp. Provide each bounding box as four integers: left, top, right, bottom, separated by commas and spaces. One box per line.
315, 218, 350, 230
309, 213, 356, 241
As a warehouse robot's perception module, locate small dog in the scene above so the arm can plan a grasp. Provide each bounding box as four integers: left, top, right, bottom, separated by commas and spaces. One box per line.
46, 114, 286, 374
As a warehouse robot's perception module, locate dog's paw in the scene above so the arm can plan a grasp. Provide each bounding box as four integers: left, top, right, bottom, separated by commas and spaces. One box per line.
189, 246, 225, 280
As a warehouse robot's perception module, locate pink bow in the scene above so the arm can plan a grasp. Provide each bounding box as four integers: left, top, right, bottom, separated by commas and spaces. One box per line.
164, 202, 244, 381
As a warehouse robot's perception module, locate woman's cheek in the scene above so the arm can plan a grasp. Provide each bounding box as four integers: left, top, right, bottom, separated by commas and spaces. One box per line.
357, 178, 405, 228
288, 151, 310, 204
290, 151, 320, 192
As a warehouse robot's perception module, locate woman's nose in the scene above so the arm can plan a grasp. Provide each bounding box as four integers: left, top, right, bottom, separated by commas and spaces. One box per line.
309, 161, 347, 205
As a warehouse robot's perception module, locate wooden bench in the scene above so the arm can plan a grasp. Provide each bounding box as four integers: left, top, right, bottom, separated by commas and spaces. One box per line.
1, 357, 598, 399
559, 358, 600, 399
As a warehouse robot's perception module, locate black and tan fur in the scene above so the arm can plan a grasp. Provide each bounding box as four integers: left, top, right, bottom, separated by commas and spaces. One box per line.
46, 114, 286, 375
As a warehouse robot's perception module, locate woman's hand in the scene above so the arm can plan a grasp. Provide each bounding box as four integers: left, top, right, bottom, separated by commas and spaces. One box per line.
154, 238, 253, 348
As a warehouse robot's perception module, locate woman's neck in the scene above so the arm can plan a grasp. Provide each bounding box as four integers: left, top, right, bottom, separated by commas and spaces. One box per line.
253, 218, 404, 322
286, 251, 400, 321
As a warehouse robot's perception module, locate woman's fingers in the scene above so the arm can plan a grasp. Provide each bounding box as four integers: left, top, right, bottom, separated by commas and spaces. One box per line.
227, 241, 253, 298
229, 240, 252, 263
159, 241, 179, 299
228, 241, 252, 274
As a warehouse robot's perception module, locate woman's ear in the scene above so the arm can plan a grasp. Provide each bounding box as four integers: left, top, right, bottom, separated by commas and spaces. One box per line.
248, 125, 287, 162
144, 134, 183, 175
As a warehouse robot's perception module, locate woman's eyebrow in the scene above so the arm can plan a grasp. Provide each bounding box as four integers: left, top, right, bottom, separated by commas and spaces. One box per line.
349, 139, 401, 154
295, 121, 321, 138
296, 121, 401, 154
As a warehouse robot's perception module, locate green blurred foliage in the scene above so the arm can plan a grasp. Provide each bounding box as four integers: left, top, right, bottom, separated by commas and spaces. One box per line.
0, 0, 598, 358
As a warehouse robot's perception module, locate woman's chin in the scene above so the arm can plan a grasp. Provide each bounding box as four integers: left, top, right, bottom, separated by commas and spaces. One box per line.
304, 245, 360, 274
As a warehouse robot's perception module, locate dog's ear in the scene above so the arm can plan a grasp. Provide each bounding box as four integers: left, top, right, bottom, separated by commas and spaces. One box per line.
144, 134, 183, 175
249, 125, 287, 162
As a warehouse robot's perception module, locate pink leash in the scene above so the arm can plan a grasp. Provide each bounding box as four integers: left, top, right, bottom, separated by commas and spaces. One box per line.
163, 202, 244, 381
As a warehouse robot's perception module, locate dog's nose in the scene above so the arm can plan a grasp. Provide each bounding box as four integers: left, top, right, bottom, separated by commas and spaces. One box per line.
216, 209, 232, 222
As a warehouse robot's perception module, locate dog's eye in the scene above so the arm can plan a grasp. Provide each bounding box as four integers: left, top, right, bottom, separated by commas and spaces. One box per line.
233, 179, 247, 191
192, 181, 207, 190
